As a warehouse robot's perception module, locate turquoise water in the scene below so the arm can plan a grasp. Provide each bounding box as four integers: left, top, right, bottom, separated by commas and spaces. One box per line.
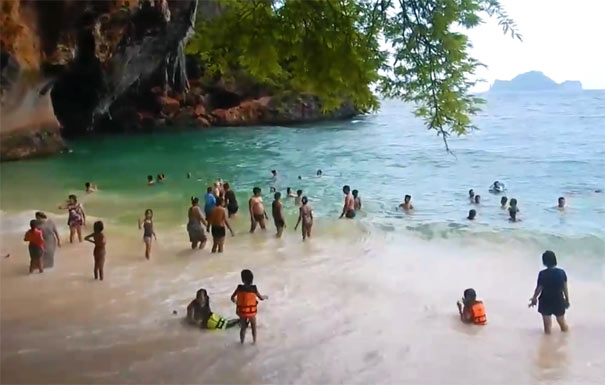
1, 91, 604, 254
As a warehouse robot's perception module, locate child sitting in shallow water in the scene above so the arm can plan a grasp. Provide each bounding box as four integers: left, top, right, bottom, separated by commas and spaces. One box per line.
456, 288, 487, 325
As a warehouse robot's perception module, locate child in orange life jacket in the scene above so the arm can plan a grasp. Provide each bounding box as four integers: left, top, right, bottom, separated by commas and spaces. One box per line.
456, 288, 487, 325
230, 269, 268, 344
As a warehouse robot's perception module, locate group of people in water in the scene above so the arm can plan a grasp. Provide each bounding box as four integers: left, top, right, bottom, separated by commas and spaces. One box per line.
21, 173, 572, 341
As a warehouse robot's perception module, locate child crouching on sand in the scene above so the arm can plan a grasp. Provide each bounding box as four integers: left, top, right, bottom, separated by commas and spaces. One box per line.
85, 221, 106, 280
231, 269, 268, 344
456, 288, 487, 325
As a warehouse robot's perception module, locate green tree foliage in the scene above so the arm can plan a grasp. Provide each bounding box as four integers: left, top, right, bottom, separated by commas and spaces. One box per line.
187, 0, 521, 149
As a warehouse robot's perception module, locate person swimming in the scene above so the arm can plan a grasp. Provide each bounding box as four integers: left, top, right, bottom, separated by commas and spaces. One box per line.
286, 187, 296, 198
456, 288, 487, 325
467, 209, 476, 220
489, 181, 505, 193
500, 196, 508, 209
316, 169, 322, 176
339, 185, 356, 219
85, 182, 97, 193
147, 175, 155, 186
352, 190, 362, 211
270, 187, 276, 193
468, 189, 475, 203
399, 195, 414, 210
187, 289, 239, 330
271, 170, 277, 179
474, 195, 481, 204
557, 197, 566, 210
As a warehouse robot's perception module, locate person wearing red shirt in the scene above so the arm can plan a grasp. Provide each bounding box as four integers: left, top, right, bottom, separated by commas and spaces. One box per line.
24, 220, 45, 273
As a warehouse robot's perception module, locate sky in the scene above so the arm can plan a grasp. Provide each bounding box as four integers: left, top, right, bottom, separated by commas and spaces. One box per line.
465, 0, 605, 91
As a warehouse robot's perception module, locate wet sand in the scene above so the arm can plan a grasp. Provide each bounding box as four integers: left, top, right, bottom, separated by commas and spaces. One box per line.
1, 215, 604, 384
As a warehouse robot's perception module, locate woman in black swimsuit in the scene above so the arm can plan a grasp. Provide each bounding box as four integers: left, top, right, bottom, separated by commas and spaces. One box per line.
224, 183, 239, 217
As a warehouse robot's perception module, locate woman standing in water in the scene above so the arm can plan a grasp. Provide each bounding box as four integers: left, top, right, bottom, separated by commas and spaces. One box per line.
529, 250, 570, 334
187, 198, 208, 250
59, 194, 85, 243
35, 212, 60, 268
138, 209, 156, 260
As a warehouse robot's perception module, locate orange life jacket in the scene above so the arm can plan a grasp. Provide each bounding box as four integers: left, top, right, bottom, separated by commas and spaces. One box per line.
471, 301, 487, 325
236, 291, 257, 318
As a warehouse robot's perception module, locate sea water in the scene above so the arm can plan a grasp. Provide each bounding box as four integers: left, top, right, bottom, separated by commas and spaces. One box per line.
1, 91, 604, 384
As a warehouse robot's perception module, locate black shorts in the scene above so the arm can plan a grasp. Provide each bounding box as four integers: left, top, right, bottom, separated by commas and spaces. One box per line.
274, 219, 285, 228
538, 298, 566, 317
211, 226, 226, 238
345, 210, 356, 219
228, 205, 238, 215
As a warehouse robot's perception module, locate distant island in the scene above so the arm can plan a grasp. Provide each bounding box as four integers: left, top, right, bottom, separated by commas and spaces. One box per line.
489, 71, 582, 92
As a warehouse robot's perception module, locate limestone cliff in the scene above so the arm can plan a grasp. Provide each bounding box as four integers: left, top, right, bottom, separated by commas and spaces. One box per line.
1, 0, 357, 161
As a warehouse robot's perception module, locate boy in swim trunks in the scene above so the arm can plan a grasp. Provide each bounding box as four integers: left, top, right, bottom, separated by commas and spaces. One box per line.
24, 220, 45, 273
231, 269, 268, 344
294, 196, 313, 241
249, 187, 268, 233
339, 185, 356, 219
207, 197, 234, 253
399, 195, 414, 210
272, 192, 286, 238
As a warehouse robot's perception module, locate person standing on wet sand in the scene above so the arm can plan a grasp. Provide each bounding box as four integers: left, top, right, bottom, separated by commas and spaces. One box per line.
35, 212, 60, 268
529, 250, 570, 334
339, 185, 356, 219
223, 183, 239, 217
272, 192, 286, 238
138, 209, 156, 260
249, 187, 268, 233
207, 197, 234, 253
294, 196, 313, 241
188, 198, 208, 250
231, 269, 268, 344
84, 221, 106, 281
59, 194, 85, 243
24, 220, 45, 274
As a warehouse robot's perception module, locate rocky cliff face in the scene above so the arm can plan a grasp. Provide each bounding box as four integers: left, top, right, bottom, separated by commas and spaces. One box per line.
1, 0, 357, 161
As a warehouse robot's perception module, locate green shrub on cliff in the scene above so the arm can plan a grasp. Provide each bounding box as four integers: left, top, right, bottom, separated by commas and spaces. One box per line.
187, 0, 520, 149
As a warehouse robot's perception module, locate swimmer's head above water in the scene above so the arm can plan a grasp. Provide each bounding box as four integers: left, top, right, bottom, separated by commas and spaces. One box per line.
558, 197, 565, 208
404, 195, 411, 203
352, 189, 359, 198
469, 189, 475, 198
317, 169, 322, 176
501, 196, 508, 207
467, 209, 476, 220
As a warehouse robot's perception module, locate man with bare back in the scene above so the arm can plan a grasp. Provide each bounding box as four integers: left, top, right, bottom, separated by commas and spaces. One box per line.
339, 185, 356, 219
249, 187, 268, 233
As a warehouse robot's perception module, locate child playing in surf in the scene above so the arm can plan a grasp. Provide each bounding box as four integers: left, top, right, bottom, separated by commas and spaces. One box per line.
294, 196, 313, 241
24, 220, 45, 273
231, 269, 268, 344
138, 209, 156, 260
59, 194, 85, 243
456, 288, 487, 325
85, 221, 106, 281
187, 288, 239, 330
529, 250, 570, 334
353, 189, 362, 211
